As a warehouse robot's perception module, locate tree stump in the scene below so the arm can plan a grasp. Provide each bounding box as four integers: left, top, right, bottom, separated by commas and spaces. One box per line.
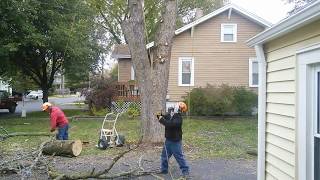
42, 140, 82, 157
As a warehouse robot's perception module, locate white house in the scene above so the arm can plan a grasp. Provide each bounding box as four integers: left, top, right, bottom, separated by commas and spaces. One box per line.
247, 1, 320, 180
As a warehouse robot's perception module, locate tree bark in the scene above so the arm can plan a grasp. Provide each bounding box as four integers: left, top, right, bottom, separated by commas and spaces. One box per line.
42, 140, 82, 157
121, 0, 177, 143
42, 87, 49, 103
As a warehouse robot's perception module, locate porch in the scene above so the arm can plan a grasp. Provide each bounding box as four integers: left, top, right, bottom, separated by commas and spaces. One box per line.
112, 81, 140, 102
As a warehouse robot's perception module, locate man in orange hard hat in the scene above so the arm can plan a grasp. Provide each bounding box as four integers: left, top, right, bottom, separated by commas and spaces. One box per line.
42, 102, 69, 140
156, 102, 190, 178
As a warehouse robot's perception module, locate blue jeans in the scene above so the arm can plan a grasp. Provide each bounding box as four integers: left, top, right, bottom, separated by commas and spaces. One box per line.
161, 139, 189, 175
56, 124, 69, 140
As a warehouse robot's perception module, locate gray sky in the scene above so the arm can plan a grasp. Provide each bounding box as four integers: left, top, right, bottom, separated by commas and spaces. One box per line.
231, 0, 294, 23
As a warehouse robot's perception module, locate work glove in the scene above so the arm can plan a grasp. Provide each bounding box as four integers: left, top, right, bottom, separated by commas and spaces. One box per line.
156, 112, 162, 120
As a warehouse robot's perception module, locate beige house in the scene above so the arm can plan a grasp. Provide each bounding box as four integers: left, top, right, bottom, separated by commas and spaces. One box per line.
247, 1, 320, 180
112, 4, 271, 104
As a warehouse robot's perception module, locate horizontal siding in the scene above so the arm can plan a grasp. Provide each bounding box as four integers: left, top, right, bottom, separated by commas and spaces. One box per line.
266, 133, 295, 154
266, 143, 295, 165
267, 68, 295, 83
266, 122, 295, 142
266, 172, 277, 180
266, 103, 295, 117
266, 113, 295, 129
118, 59, 132, 82
167, 11, 264, 101
266, 163, 294, 180
267, 56, 295, 72
266, 153, 295, 178
267, 81, 295, 93
267, 93, 295, 105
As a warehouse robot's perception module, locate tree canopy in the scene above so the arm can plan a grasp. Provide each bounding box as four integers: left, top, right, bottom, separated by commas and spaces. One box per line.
0, 0, 102, 101
91, 0, 223, 46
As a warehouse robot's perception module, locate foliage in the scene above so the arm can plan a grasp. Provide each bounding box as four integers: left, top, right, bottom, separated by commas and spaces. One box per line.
90, 0, 223, 45
110, 64, 118, 81
126, 103, 141, 119
185, 84, 257, 116
233, 87, 258, 116
85, 77, 117, 114
285, 0, 314, 14
90, 106, 109, 116
0, 0, 102, 102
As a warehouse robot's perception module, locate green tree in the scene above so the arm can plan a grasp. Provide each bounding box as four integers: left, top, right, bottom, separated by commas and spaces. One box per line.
91, 0, 222, 45
286, 0, 314, 14
0, 0, 102, 102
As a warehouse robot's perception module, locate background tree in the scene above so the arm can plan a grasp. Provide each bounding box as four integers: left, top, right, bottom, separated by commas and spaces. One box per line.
286, 0, 315, 14
0, 0, 102, 102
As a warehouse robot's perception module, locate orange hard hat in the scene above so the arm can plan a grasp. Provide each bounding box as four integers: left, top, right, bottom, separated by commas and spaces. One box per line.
178, 102, 187, 112
42, 102, 52, 111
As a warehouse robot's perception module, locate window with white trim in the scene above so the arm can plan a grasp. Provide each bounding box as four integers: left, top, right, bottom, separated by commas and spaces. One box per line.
178, 57, 194, 86
130, 65, 135, 80
221, 24, 237, 42
249, 58, 258, 87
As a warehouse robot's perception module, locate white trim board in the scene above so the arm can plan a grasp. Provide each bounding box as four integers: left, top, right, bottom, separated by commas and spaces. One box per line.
178, 57, 194, 87
220, 23, 237, 42
297, 43, 320, 180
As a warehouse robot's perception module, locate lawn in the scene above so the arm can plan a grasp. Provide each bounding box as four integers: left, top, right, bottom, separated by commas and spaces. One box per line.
0, 110, 257, 159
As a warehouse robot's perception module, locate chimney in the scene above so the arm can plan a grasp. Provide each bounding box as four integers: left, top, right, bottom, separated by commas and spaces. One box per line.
195, 8, 204, 20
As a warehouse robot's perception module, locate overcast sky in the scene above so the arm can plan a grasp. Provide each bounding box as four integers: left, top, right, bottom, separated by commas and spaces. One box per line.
231, 0, 294, 23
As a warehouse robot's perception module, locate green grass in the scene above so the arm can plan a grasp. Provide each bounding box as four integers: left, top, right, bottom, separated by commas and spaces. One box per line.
0, 113, 257, 159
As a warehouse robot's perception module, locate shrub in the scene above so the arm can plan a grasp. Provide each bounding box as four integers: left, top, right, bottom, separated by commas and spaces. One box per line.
233, 87, 258, 116
85, 77, 117, 115
126, 103, 140, 119
185, 84, 257, 116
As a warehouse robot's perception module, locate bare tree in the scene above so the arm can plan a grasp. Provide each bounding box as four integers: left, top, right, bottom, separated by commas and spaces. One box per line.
121, 0, 177, 143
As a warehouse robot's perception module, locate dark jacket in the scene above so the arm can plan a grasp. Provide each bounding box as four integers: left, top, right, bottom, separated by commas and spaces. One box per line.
159, 113, 183, 141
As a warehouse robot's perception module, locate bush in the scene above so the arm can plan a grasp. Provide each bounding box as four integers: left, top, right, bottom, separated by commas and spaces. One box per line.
85, 77, 117, 115
233, 87, 258, 116
185, 84, 257, 116
126, 103, 140, 119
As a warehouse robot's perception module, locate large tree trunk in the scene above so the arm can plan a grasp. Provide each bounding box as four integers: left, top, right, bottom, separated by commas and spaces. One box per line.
122, 0, 177, 143
42, 140, 82, 157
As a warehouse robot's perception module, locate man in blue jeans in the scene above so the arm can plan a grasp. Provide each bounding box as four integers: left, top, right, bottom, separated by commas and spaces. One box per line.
156, 102, 190, 178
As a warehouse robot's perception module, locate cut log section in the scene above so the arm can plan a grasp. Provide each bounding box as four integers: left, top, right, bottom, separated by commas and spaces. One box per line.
42, 140, 82, 157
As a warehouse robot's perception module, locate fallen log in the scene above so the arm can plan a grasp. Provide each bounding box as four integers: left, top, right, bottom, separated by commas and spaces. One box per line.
43, 140, 82, 157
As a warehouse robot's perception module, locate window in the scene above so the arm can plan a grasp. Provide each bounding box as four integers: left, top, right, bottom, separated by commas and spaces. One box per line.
130, 65, 135, 80
249, 58, 258, 87
221, 24, 237, 42
178, 57, 194, 86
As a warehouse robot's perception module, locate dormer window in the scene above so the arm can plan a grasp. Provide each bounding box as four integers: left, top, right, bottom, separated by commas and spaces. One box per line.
221, 24, 237, 42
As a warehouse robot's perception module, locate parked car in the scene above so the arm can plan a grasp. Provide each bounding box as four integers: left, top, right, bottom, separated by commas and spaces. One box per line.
26, 90, 43, 100
0, 90, 18, 113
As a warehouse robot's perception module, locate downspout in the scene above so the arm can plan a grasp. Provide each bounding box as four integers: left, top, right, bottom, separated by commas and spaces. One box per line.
255, 44, 266, 180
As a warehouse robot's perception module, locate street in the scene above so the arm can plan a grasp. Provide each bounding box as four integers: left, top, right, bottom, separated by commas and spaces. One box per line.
0, 95, 85, 115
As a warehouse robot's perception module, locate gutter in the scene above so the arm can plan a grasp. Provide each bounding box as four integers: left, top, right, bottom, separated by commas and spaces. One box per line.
255, 44, 267, 180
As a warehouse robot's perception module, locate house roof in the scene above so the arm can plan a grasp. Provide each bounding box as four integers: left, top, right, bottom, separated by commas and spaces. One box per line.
247, 0, 320, 47
111, 44, 130, 59
175, 3, 272, 36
